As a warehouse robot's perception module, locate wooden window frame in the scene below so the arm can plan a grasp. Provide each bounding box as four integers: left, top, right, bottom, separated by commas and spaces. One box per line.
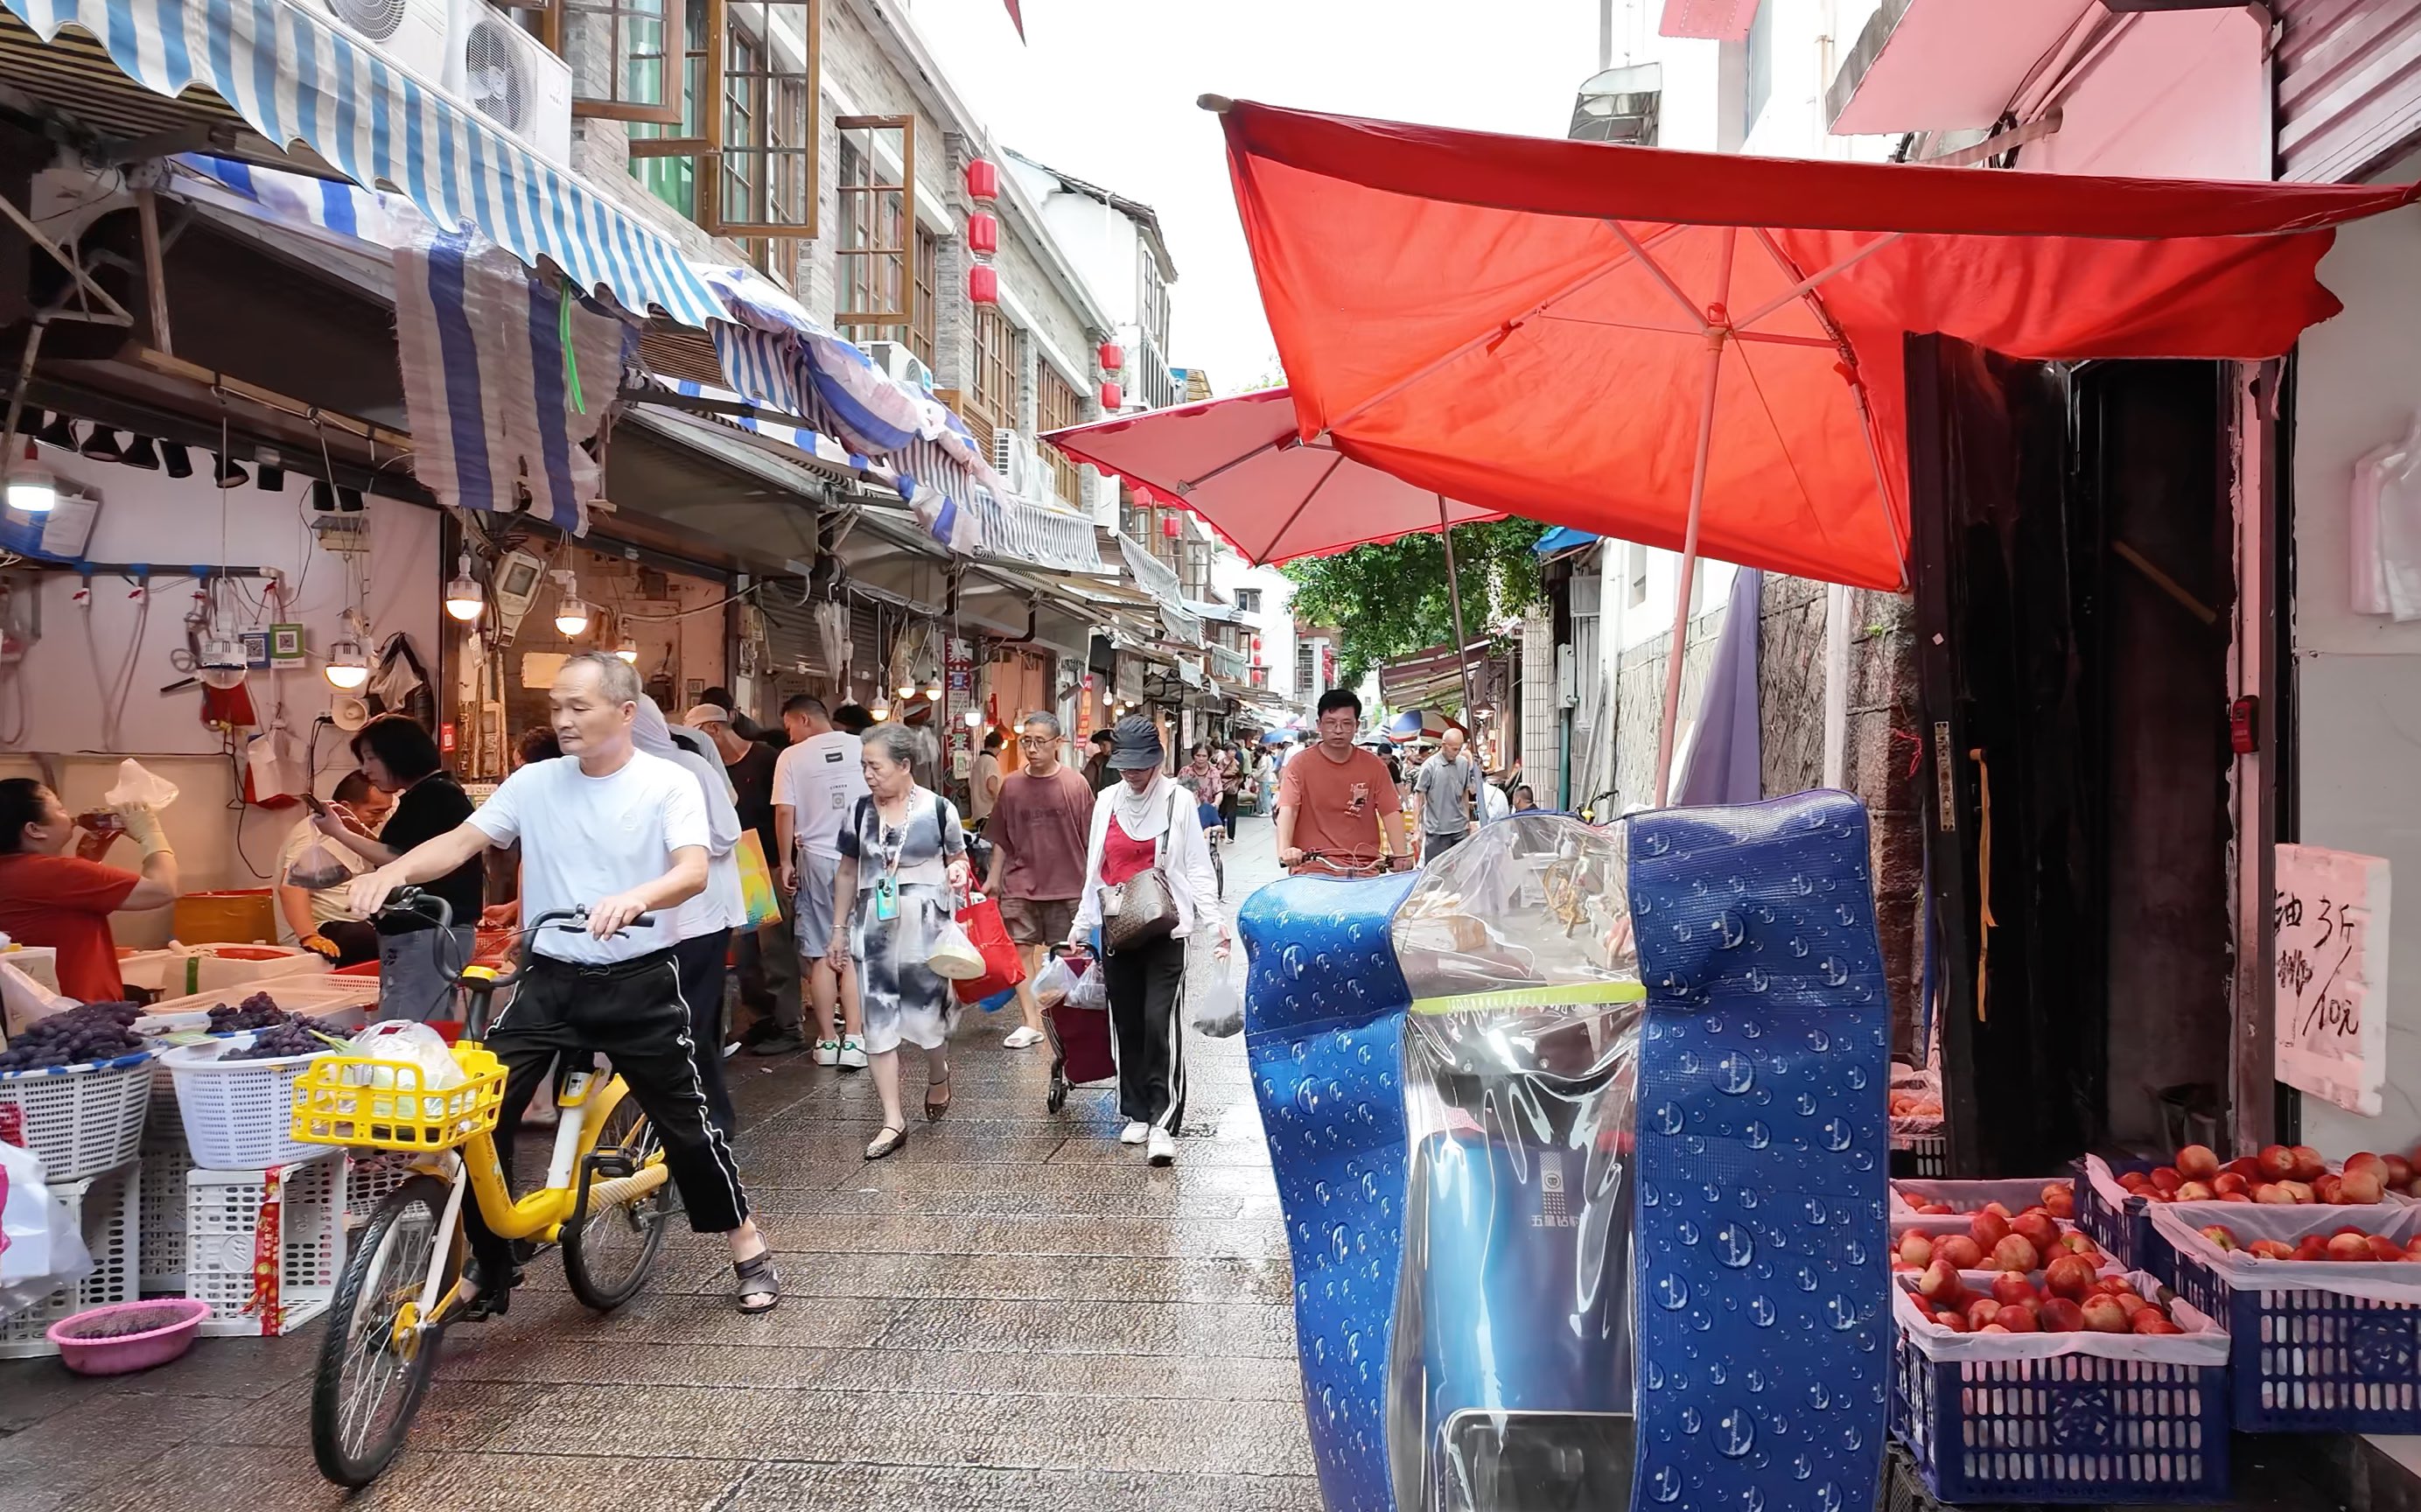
1035, 363, 1082, 507
910, 226, 939, 368
969, 301, 1018, 437
833, 115, 916, 332
546, 0, 683, 123
626, 0, 821, 242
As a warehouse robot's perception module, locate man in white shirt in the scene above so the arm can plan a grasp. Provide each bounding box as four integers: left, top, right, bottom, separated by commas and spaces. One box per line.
348, 652, 779, 1317
773, 694, 870, 1069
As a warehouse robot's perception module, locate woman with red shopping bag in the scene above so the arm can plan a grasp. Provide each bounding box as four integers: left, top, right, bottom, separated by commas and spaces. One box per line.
950, 887, 1026, 1004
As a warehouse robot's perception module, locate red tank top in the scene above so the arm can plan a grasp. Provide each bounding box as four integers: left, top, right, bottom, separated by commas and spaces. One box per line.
1102, 816, 1157, 886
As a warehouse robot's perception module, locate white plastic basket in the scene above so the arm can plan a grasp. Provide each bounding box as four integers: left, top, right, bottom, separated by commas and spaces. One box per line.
0, 1052, 157, 1180
185, 1154, 342, 1337
137, 1124, 195, 1292
161, 1032, 332, 1169
344, 1152, 418, 1230
0, 1160, 139, 1358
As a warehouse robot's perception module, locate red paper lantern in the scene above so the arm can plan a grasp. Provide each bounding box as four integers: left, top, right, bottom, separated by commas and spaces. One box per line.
1097, 341, 1124, 373
965, 212, 999, 256
1162, 513, 1182, 539
1100, 380, 1123, 410
965, 158, 999, 202
969, 264, 998, 304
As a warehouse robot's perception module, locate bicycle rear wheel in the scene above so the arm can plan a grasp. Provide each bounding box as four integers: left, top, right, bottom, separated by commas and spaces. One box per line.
562, 1095, 672, 1311
311, 1172, 458, 1488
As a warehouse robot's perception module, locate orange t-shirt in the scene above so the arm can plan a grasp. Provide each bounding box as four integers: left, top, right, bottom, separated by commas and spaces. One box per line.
0, 853, 139, 1002
1277, 746, 1403, 864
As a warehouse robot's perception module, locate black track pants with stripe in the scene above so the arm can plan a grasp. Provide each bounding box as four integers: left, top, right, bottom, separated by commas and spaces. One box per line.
472, 947, 750, 1282
1102, 931, 1187, 1134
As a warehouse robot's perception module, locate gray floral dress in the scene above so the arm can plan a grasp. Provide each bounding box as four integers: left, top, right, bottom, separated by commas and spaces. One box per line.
836, 787, 966, 1054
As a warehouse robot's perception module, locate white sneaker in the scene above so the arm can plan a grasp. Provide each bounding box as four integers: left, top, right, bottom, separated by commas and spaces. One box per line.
813, 1039, 841, 1067
1003, 1026, 1046, 1049
1147, 1128, 1177, 1166
1119, 1121, 1149, 1145
838, 1037, 869, 1070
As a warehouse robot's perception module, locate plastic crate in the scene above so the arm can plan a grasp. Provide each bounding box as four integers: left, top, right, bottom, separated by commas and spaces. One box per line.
0, 1161, 140, 1359
344, 1152, 417, 1229
1891, 1318, 2229, 1502
1893, 1130, 1949, 1178
2072, 1156, 2163, 1274
0, 1052, 157, 1180
136, 1124, 194, 1293
2162, 1212, 2421, 1433
161, 1033, 332, 1168
183, 1153, 343, 1337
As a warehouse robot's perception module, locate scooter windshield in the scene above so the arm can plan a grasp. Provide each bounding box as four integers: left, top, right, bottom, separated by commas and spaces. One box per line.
1386, 815, 1645, 1512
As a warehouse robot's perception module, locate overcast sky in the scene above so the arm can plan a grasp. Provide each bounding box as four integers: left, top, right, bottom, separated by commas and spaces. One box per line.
903, 0, 1607, 393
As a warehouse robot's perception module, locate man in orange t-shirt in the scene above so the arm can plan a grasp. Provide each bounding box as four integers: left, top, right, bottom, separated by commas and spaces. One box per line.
0, 779, 179, 1002
1276, 690, 1411, 876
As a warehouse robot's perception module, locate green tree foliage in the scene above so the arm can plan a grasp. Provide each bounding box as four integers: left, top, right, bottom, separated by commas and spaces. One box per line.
1283, 519, 1546, 697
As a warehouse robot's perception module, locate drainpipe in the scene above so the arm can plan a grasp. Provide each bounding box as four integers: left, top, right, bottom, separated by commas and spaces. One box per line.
1823, 583, 1850, 789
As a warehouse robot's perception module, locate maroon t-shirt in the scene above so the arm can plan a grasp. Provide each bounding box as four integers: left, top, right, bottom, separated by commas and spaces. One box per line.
987, 765, 1096, 901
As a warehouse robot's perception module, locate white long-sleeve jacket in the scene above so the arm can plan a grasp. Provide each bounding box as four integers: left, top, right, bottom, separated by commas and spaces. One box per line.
1068, 775, 1222, 947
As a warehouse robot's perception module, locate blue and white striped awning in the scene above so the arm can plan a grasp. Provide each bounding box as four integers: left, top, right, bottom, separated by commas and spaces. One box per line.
3, 0, 722, 326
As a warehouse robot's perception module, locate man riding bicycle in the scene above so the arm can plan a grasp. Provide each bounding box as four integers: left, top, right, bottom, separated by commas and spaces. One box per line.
346, 651, 779, 1316
1275, 689, 1413, 878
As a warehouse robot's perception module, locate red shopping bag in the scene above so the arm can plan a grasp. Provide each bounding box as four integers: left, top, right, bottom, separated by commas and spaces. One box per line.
951, 891, 1028, 1004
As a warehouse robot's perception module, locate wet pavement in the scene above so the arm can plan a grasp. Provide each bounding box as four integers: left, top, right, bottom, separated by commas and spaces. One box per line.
0, 817, 1316, 1512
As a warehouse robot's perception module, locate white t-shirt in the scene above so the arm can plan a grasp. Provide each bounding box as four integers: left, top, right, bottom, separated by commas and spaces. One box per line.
468, 750, 710, 964
276, 819, 368, 943
775, 732, 867, 860
662, 740, 747, 938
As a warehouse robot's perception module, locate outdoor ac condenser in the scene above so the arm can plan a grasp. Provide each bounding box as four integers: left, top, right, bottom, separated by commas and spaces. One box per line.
315, 0, 455, 91
455, 3, 574, 164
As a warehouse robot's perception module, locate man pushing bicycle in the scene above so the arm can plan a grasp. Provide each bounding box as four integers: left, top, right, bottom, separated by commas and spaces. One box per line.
347, 650, 779, 1317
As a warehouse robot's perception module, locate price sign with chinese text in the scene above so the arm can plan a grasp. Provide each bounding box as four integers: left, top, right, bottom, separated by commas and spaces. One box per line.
2274, 844, 2391, 1116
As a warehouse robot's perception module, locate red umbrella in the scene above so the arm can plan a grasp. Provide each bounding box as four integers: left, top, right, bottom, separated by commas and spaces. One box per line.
1205, 95, 2418, 799
1046, 387, 1504, 713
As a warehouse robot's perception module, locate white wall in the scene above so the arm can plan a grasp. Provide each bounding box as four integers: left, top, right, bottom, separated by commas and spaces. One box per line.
1211, 557, 1296, 700
0, 457, 441, 940
2288, 150, 2421, 1164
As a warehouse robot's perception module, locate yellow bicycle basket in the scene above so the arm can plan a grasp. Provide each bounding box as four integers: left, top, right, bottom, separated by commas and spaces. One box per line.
291, 1045, 507, 1152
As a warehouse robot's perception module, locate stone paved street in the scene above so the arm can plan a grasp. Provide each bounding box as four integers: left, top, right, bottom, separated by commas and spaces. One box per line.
0, 819, 1312, 1512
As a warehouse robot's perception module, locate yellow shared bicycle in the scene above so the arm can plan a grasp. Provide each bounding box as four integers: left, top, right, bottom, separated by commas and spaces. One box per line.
290, 888, 675, 1487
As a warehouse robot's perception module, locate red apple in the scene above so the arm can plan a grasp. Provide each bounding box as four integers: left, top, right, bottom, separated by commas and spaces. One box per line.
2348, 1152, 2390, 1179
1970, 1211, 2011, 1250
1935, 1310, 1970, 1333
1992, 1235, 2041, 1273
2040, 1298, 2085, 1333
1984, 1201, 2014, 1220
2174, 1180, 2215, 1202
2221, 1192, 2254, 1203
1992, 1271, 2038, 1306
2246, 1239, 2295, 1260
2315, 1173, 2347, 1205
2081, 1296, 2131, 1334
2279, 1180, 2317, 1205
2329, 1232, 2375, 1262
2257, 1144, 2298, 1181
2199, 1225, 2240, 1251
1919, 1260, 1963, 1301
2296, 1236, 2332, 1262
2252, 1183, 2293, 1205
1966, 1297, 2003, 1330
2045, 1255, 2098, 1301
2176, 1144, 2221, 1181
2213, 1172, 2249, 1197
1997, 1306, 2040, 1334
2369, 1236, 2404, 1262
2012, 1212, 2060, 1253
2341, 1169, 2386, 1205
2150, 1166, 2184, 1194
1898, 1232, 1935, 1270
2292, 1145, 2327, 1182
2387, 1154, 2414, 1187
1937, 1236, 1984, 1270
2136, 1317, 2185, 1334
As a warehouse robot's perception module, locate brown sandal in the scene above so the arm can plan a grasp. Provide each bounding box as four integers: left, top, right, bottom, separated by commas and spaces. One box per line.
734, 1249, 781, 1314
865, 1124, 907, 1159
924, 1072, 952, 1122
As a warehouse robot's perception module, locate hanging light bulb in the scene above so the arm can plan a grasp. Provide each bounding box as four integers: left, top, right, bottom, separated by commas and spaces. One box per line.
896, 679, 918, 702
614, 634, 639, 663
554, 597, 591, 638
6, 439, 56, 514
962, 710, 983, 728
198, 630, 248, 691
323, 637, 370, 690
444, 554, 485, 622
869, 693, 892, 722
925, 673, 944, 702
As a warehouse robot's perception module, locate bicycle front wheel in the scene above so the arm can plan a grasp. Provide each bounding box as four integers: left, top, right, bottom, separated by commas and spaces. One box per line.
562, 1095, 672, 1311
311, 1172, 459, 1488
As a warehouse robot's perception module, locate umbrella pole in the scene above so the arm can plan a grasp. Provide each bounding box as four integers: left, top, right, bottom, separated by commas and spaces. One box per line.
1655, 331, 1728, 808
1438, 494, 1479, 725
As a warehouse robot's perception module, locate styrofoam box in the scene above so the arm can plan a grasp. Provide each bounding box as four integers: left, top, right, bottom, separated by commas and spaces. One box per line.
143, 975, 377, 1026
0, 1160, 139, 1359
185, 1152, 343, 1337
122, 947, 328, 998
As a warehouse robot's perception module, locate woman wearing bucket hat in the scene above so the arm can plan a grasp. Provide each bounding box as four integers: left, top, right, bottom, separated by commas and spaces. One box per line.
1065, 716, 1224, 1167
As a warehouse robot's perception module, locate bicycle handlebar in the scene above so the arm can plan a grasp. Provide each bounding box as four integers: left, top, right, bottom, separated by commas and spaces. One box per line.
378, 889, 657, 935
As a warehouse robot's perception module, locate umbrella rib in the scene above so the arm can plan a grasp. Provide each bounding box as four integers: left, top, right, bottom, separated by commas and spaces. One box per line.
1256, 450, 1349, 564
1330, 222, 1692, 432
1732, 232, 1905, 333
1605, 220, 1713, 333
1179, 435, 1289, 494
1730, 336, 1837, 556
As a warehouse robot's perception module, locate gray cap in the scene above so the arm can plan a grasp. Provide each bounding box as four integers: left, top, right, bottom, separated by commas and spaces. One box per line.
1106, 714, 1165, 770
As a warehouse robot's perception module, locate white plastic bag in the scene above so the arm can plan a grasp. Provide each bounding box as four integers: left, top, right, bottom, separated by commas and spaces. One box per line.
284, 839, 354, 891
1190, 953, 1244, 1039
1, 958, 74, 1035
0, 1142, 93, 1319
102, 759, 179, 810
1064, 955, 1108, 1012
344, 1020, 465, 1090
927, 919, 985, 981
1033, 954, 1078, 1009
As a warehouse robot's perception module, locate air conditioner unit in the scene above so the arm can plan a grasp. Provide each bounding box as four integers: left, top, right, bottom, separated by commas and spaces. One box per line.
992, 428, 1043, 499
315, 0, 455, 88
456, 4, 573, 164
863, 340, 934, 393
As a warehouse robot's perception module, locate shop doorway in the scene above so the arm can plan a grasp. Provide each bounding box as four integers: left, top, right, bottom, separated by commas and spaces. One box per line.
1910, 337, 2237, 1176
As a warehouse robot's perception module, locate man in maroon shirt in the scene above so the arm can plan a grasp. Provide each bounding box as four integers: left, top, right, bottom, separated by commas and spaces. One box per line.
983, 711, 1096, 1049
0, 779, 179, 1002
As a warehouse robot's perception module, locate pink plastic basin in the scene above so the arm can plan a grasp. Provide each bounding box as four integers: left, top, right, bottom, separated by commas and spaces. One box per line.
46, 1298, 211, 1376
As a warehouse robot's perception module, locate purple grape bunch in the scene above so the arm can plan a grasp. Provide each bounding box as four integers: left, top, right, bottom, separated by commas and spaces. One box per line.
226, 1019, 332, 1061
0, 1002, 147, 1073
205, 991, 291, 1033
